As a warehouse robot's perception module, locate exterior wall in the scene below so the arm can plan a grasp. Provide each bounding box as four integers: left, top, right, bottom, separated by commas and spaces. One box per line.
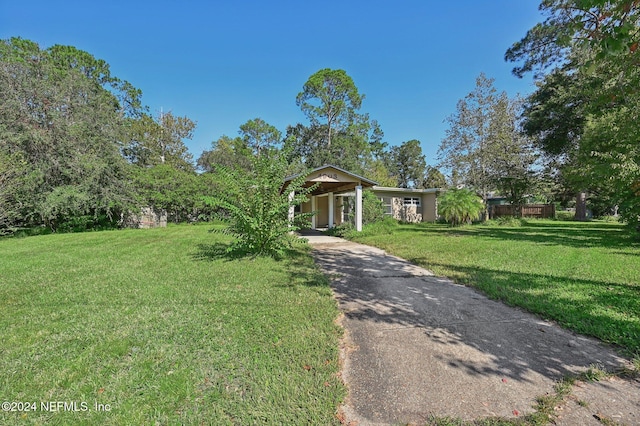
422, 192, 438, 222
297, 187, 439, 227
307, 167, 361, 185
300, 200, 311, 214
316, 196, 329, 227
393, 197, 422, 222
375, 191, 422, 223
298, 196, 345, 228
373, 190, 439, 223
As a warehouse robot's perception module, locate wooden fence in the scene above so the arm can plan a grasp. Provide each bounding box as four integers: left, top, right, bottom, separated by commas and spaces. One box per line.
491, 204, 555, 219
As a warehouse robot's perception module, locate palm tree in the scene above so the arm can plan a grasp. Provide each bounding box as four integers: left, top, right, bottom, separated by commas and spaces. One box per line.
438, 189, 484, 226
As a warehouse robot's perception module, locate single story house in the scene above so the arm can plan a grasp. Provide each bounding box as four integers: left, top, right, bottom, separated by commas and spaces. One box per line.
283, 165, 441, 231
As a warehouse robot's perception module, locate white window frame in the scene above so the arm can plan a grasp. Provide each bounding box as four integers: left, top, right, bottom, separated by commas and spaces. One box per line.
403, 197, 421, 207
379, 197, 393, 215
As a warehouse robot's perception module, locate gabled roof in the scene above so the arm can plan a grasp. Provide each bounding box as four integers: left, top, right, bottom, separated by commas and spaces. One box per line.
372, 186, 441, 194
284, 164, 378, 186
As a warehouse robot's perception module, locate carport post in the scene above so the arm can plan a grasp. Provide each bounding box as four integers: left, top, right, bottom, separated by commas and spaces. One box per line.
328, 192, 334, 228
311, 195, 317, 230
355, 185, 363, 232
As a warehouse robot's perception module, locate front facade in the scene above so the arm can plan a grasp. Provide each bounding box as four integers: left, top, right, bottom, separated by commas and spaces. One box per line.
286, 165, 440, 231
373, 186, 439, 223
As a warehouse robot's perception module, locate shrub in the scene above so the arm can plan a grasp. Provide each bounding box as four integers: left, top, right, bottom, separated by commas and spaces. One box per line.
56, 214, 118, 233
438, 188, 484, 226
40, 186, 91, 232
203, 153, 315, 258
362, 190, 386, 224
362, 216, 399, 236
598, 215, 622, 223
341, 190, 386, 226
555, 210, 575, 221
326, 222, 354, 238
485, 216, 526, 227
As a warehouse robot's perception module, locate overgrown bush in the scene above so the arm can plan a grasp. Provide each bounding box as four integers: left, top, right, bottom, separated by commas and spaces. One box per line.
485, 216, 526, 227
203, 153, 316, 258
598, 215, 622, 223
341, 189, 387, 226
0, 151, 27, 235
40, 186, 91, 232
326, 222, 354, 238
361, 216, 399, 236
362, 190, 386, 224
56, 214, 118, 233
555, 210, 575, 221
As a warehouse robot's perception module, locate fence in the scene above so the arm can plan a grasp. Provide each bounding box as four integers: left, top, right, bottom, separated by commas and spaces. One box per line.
491, 204, 555, 219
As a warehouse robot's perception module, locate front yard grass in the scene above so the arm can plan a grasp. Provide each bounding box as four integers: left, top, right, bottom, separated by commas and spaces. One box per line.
349, 219, 640, 357
0, 224, 345, 425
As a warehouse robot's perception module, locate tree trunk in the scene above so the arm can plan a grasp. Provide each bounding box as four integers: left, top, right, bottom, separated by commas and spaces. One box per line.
575, 191, 587, 221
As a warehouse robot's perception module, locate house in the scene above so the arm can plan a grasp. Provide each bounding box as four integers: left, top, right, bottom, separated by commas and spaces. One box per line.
373, 186, 439, 223
283, 165, 441, 231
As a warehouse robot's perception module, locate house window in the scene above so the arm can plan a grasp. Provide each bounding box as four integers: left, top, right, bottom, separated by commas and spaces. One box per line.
403, 197, 421, 206
380, 197, 393, 215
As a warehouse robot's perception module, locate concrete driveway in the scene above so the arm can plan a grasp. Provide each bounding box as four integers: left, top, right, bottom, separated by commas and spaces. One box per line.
308, 239, 639, 425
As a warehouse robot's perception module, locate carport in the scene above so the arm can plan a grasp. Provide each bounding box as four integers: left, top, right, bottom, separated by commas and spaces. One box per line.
283, 165, 377, 232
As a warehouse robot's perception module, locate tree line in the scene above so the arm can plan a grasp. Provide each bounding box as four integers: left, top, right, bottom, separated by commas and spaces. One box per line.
4, 0, 640, 237
0, 39, 440, 234
505, 0, 640, 226
439, 0, 640, 228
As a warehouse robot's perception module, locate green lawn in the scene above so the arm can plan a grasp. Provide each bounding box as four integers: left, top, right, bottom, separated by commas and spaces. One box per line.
349, 219, 640, 357
0, 224, 345, 425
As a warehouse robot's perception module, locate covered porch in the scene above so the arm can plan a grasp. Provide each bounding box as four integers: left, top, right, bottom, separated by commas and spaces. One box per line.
283, 165, 377, 232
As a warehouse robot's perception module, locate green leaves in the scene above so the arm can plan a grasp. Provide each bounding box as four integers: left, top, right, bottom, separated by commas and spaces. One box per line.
238, 118, 282, 157
124, 112, 195, 170
0, 151, 26, 233
439, 73, 536, 207
296, 68, 363, 148
438, 188, 484, 226
512, 2, 640, 229
507, 0, 640, 77
204, 153, 316, 258
389, 139, 426, 188
40, 186, 91, 231
0, 37, 144, 230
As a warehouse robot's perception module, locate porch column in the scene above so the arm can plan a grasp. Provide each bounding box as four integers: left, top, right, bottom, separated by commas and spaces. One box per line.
288, 191, 295, 231
311, 195, 317, 230
355, 185, 363, 232
328, 192, 334, 228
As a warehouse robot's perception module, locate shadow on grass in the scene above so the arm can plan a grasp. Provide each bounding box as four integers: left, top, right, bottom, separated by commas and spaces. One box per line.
410, 258, 640, 357
394, 221, 639, 253
191, 242, 251, 261
191, 241, 331, 291
312, 246, 636, 388
278, 247, 334, 291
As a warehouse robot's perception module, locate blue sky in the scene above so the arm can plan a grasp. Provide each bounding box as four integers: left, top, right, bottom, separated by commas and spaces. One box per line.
1, 0, 542, 166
